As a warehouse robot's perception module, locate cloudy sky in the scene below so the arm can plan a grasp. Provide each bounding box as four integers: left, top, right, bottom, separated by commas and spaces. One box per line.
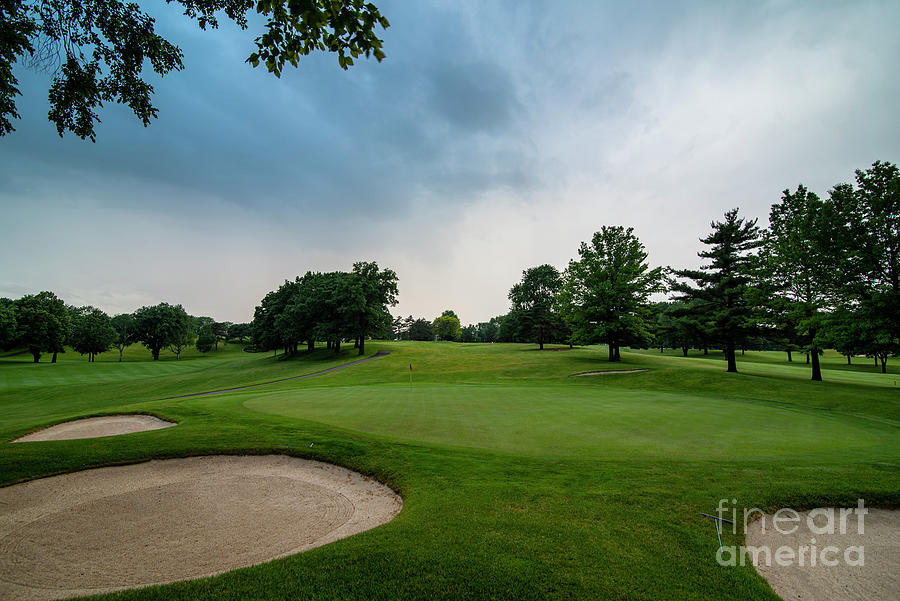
2, 0, 898, 324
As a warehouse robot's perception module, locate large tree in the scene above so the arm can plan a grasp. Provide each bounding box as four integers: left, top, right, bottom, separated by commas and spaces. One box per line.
110, 312, 135, 362
432, 310, 461, 342
1, 0, 389, 139
671, 209, 762, 373
14, 291, 69, 363
349, 261, 398, 355
69, 305, 115, 361
559, 226, 663, 362
133, 302, 191, 360
763, 185, 832, 380
0, 297, 16, 350
508, 264, 562, 350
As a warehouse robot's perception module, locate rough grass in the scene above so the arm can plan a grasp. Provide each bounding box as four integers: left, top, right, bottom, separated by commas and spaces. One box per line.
1, 341, 898, 600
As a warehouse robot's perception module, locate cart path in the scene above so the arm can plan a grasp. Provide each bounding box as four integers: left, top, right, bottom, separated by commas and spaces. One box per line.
163, 350, 391, 400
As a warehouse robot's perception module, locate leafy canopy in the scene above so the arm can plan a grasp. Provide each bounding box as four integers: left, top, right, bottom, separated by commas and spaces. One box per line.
1, 0, 389, 140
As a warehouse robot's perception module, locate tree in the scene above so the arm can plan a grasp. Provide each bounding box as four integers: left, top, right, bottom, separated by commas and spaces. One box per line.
460, 324, 477, 343
69, 305, 115, 361
14, 291, 69, 363
196, 325, 215, 353
110, 313, 135, 362
2, 0, 390, 139
559, 226, 663, 362
227, 322, 251, 343
432, 311, 461, 341
763, 185, 832, 380
133, 302, 191, 360
407, 318, 433, 341
508, 264, 562, 350
211, 321, 231, 350
349, 261, 398, 355
168, 312, 195, 359
0, 297, 16, 350
671, 209, 762, 373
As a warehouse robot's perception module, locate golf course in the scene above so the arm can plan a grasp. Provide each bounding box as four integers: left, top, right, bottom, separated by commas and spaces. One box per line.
1, 341, 898, 600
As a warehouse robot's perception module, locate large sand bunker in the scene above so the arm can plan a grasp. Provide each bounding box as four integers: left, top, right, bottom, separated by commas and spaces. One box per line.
0, 455, 402, 600
12, 415, 176, 442
746, 508, 900, 601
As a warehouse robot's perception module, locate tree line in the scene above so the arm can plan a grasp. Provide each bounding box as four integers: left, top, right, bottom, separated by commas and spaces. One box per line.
0, 293, 249, 362
436, 160, 898, 380
250, 262, 398, 356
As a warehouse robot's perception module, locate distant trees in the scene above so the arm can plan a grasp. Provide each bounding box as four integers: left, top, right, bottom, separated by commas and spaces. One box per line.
69, 306, 115, 361
110, 313, 135, 362
508, 265, 563, 350
432, 310, 461, 341
14, 291, 69, 363
671, 209, 762, 373
559, 226, 663, 361
250, 262, 399, 355
133, 302, 192, 360
408, 318, 433, 341
0, 298, 16, 350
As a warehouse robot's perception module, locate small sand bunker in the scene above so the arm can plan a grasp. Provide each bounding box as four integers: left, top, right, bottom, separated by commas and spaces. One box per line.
746, 508, 900, 601
571, 369, 648, 376
0, 455, 402, 600
12, 415, 176, 442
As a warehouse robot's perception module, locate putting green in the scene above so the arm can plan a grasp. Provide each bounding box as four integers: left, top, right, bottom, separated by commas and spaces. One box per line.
243, 384, 893, 460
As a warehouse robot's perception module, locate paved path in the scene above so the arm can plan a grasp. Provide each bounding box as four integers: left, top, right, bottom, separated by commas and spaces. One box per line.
163, 350, 391, 400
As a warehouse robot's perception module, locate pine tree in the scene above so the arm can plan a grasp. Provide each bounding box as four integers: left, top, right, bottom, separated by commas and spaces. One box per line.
671, 209, 762, 373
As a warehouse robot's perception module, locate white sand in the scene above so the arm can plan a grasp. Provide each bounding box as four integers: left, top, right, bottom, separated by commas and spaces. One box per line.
0, 455, 402, 600
571, 369, 648, 376
745, 508, 900, 601
12, 415, 176, 442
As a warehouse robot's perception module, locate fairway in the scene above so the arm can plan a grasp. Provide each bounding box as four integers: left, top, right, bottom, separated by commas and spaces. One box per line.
1, 341, 899, 601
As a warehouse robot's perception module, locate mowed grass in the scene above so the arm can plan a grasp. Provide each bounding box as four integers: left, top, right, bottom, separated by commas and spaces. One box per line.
1, 341, 899, 600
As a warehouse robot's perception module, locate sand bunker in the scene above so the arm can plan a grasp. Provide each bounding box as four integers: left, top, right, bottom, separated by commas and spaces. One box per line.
12, 415, 176, 442
746, 508, 900, 601
571, 369, 648, 376
0, 455, 402, 600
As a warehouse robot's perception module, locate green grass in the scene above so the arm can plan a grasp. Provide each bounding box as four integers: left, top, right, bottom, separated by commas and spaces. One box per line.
1, 341, 898, 600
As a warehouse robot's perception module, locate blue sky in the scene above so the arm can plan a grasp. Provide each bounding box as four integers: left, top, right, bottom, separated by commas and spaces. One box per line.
2, 0, 899, 324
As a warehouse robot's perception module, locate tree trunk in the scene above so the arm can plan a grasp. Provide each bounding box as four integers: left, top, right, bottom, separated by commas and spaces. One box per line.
358, 335, 365, 356
703, 347, 709, 355
726, 341, 737, 373
613, 345, 621, 362
786, 349, 792, 362
354, 337, 359, 349
334, 340, 341, 353
741, 347, 745, 356
152, 348, 160, 360
118, 346, 124, 362
215, 339, 219, 351
608, 343, 616, 362
31, 348, 40, 363
806, 353, 810, 364
51, 351, 57, 363
326, 340, 332, 350
846, 354, 851, 365
875, 356, 879, 367
880, 354, 887, 374
810, 347, 822, 381
682, 346, 689, 357
307, 340, 315, 352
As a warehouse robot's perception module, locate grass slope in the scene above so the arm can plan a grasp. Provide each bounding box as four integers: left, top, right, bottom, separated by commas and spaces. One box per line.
1, 341, 898, 600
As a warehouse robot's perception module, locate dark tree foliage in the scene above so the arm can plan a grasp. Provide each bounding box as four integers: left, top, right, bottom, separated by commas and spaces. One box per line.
69, 305, 115, 361
432, 310, 461, 341
251, 263, 398, 355
407, 318, 432, 341
133, 302, 191, 360
195, 325, 215, 352
671, 209, 762, 373
0, 297, 17, 350
508, 264, 562, 350
110, 312, 134, 362
226, 322, 251, 343
559, 226, 663, 362
14, 291, 69, 363
1, 0, 389, 139
763, 185, 832, 380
